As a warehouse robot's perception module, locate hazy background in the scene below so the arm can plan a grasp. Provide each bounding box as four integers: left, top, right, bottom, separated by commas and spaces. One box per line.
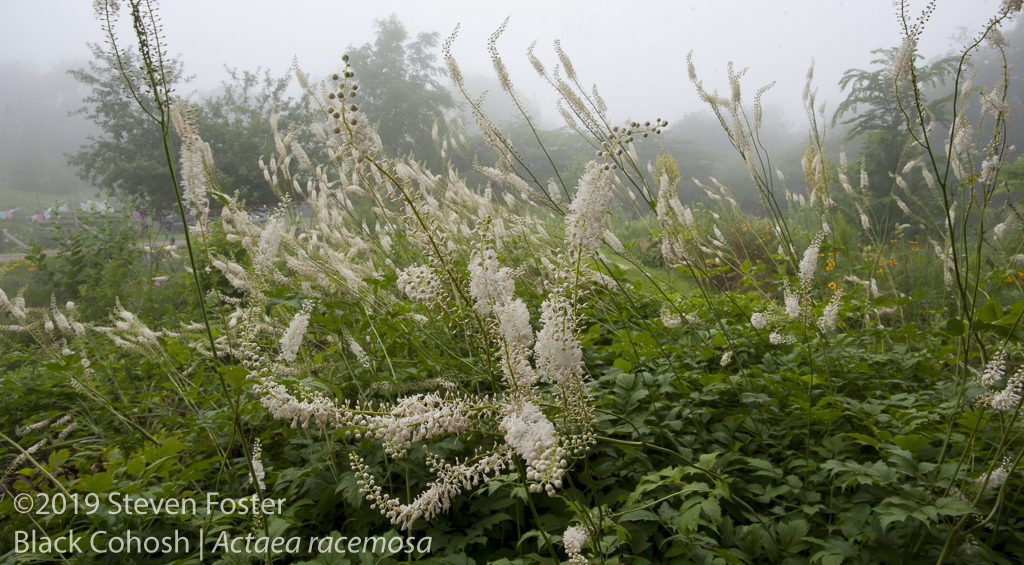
3, 1, 1002, 121
0, 0, 1009, 215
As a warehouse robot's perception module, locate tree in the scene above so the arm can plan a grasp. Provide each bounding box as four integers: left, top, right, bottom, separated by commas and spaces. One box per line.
69, 44, 306, 213
834, 48, 957, 194
67, 42, 188, 212
198, 67, 311, 207
345, 15, 456, 156
832, 47, 958, 230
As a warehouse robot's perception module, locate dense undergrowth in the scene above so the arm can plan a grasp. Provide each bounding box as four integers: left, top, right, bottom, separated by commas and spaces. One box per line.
2, 1, 1024, 564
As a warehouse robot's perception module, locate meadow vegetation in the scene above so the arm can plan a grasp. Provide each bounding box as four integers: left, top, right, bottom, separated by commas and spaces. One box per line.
2, 1, 1024, 563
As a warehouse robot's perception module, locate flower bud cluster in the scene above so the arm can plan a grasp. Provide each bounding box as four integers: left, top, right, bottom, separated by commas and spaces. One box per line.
324, 64, 381, 164
351, 450, 510, 530
535, 293, 583, 387
397, 264, 442, 304
468, 246, 515, 316
816, 288, 843, 332
500, 401, 567, 496
565, 161, 614, 257
369, 393, 471, 457
563, 524, 590, 565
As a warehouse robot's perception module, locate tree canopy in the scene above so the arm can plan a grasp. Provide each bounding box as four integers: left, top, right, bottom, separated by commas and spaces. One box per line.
67, 43, 186, 212
68, 44, 306, 213
345, 15, 456, 157
832, 47, 957, 208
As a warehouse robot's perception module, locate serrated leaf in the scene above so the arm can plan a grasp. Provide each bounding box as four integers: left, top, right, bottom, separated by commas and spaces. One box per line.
893, 434, 930, 451
702, 497, 721, 525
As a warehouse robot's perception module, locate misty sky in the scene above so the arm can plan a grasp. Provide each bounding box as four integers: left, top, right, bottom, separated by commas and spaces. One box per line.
0, 0, 1008, 127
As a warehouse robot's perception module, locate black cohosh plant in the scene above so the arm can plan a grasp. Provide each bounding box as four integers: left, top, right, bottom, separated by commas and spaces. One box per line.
3, 1, 1024, 563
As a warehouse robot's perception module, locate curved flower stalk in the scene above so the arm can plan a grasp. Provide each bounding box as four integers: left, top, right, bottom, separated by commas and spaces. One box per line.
233, 241, 594, 529
208, 60, 600, 531
655, 174, 697, 269
688, 53, 797, 269
169, 102, 213, 232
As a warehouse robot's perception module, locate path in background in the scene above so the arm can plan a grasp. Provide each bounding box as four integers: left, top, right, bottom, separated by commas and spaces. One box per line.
0, 240, 182, 263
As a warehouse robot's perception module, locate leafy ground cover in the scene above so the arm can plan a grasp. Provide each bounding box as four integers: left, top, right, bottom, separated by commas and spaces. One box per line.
2, 2, 1024, 564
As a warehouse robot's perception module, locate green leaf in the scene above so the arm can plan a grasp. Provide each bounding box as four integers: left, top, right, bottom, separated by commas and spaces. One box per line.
943, 317, 965, 335
701, 497, 722, 526
698, 451, 719, 470
977, 299, 1003, 323
612, 357, 633, 372
48, 449, 70, 469
619, 509, 660, 522
777, 519, 809, 550
843, 433, 880, 448
77, 471, 114, 493
893, 434, 930, 451
935, 496, 976, 517
677, 498, 703, 533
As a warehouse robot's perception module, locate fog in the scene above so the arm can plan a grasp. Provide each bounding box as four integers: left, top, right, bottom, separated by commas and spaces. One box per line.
3, 1, 1002, 121
0, 0, 1010, 208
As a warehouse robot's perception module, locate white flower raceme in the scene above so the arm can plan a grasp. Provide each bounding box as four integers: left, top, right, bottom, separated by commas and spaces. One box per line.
496, 298, 534, 350
784, 288, 801, 319
278, 301, 313, 363
254, 215, 285, 272
932, 240, 954, 289
347, 334, 371, 368
750, 311, 769, 330
817, 289, 842, 332
370, 393, 471, 456
249, 439, 266, 491
170, 102, 213, 230
892, 35, 917, 79
979, 350, 1007, 388
11, 293, 27, 322
0, 287, 11, 317
895, 197, 912, 216
981, 155, 1000, 185
351, 450, 510, 531
980, 88, 1010, 118
397, 264, 442, 304
565, 161, 614, 256
468, 249, 539, 388
799, 231, 825, 289
534, 293, 583, 387
500, 401, 566, 495
494, 297, 539, 388
603, 229, 624, 254
993, 218, 1013, 240
720, 350, 734, 367
563, 524, 589, 564
654, 175, 694, 267
857, 206, 871, 232
989, 368, 1024, 411
468, 246, 515, 315
661, 307, 682, 328
980, 458, 1013, 490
